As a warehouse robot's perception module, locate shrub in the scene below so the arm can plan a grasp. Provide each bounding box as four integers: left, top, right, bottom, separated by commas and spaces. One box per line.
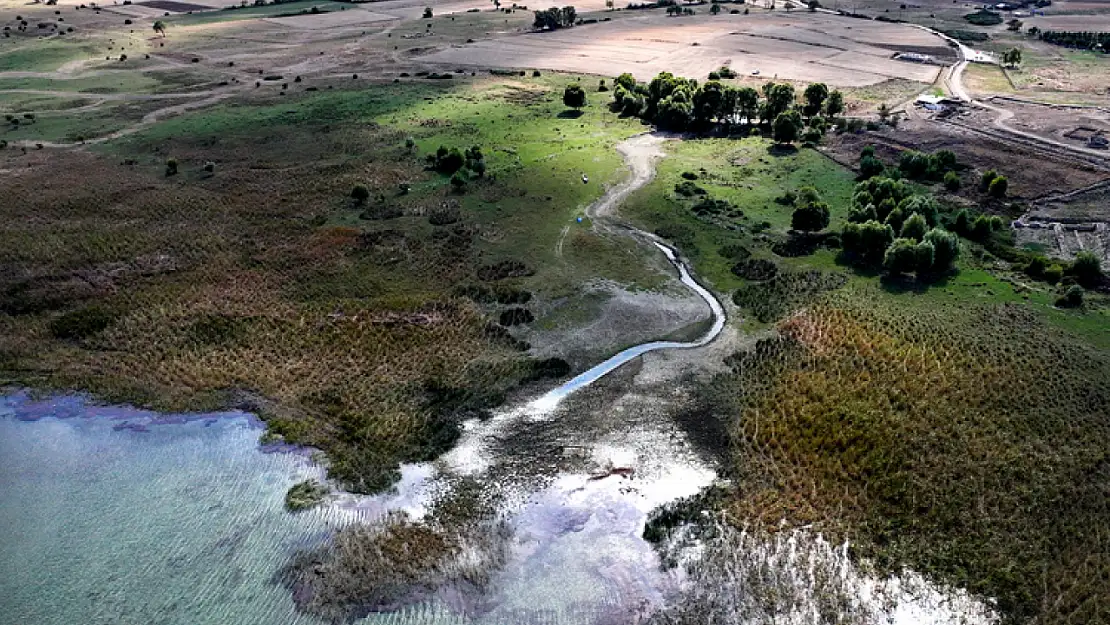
988, 175, 1008, 198
923, 227, 959, 272
675, 180, 707, 197
842, 220, 895, 266
203, 161, 215, 173
944, 170, 961, 191
980, 169, 998, 191
49, 306, 115, 340
1044, 264, 1064, 285
285, 480, 328, 511
1070, 251, 1104, 287
791, 199, 831, 233
450, 171, 468, 191
165, 158, 178, 176
351, 184, 370, 202
1025, 255, 1048, 279
1056, 285, 1084, 308
900, 212, 928, 241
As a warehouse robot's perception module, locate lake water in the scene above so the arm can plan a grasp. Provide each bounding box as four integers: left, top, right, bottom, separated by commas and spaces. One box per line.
0, 390, 994, 625
0, 392, 698, 625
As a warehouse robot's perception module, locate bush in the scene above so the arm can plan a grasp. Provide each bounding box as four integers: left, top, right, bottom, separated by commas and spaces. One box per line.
884, 238, 934, 276
944, 170, 961, 191
351, 184, 370, 202
900, 212, 928, 241
203, 161, 215, 173
165, 158, 178, 176
1024, 255, 1048, 279
1056, 285, 1084, 308
1044, 264, 1064, 285
450, 171, 468, 191
923, 227, 959, 272
285, 480, 328, 511
675, 180, 707, 197
988, 175, 1008, 198
842, 220, 895, 266
49, 306, 116, 340
791, 199, 831, 233
980, 169, 998, 191
1070, 251, 1104, 287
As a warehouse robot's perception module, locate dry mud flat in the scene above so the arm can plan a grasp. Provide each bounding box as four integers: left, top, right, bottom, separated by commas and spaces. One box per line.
420, 12, 948, 86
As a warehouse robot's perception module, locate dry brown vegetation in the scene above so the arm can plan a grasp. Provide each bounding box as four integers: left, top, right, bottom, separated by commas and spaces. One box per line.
0, 104, 541, 493
694, 287, 1110, 624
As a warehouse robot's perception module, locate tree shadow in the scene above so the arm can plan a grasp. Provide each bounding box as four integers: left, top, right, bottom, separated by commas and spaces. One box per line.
557, 110, 584, 119
766, 143, 799, 157
879, 271, 955, 294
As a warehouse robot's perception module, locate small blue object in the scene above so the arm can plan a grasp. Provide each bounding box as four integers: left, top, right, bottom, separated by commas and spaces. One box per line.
576, 217, 583, 223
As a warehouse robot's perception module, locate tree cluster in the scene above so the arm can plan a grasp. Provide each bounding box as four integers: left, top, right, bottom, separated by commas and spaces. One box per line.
610, 72, 843, 140
1038, 30, 1110, 52
840, 174, 959, 277
426, 145, 486, 190
533, 6, 576, 29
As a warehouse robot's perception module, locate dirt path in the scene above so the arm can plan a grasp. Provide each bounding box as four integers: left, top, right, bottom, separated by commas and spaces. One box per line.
585, 133, 667, 223
532, 132, 727, 411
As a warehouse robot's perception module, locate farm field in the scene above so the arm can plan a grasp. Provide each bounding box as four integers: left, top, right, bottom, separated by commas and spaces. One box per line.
423, 12, 948, 86
1, 0, 1109, 624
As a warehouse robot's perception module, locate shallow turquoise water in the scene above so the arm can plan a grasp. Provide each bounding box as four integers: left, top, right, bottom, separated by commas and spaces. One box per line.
0, 394, 678, 625
0, 393, 339, 625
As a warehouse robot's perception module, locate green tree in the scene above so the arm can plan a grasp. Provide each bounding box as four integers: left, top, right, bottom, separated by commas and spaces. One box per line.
980, 169, 998, 191
615, 73, 637, 92
1056, 284, 1084, 308
772, 110, 803, 144
952, 209, 970, 235
802, 82, 828, 117
884, 238, 932, 275
450, 170, 468, 191
988, 175, 1008, 198
734, 86, 760, 125
842, 220, 895, 265
792, 199, 831, 232
1003, 47, 1023, 67
763, 83, 795, 121
859, 155, 884, 179
1070, 251, 1104, 287
710, 2, 722, 14
563, 83, 587, 110
825, 90, 844, 117
351, 184, 370, 203
924, 227, 959, 272
153, 20, 166, 36
423, 7, 432, 18
165, 158, 178, 176
693, 81, 726, 126
900, 212, 928, 241
944, 170, 961, 191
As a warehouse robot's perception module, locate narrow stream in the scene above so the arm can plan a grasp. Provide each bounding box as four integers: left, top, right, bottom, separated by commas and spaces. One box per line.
530, 241, 726, 413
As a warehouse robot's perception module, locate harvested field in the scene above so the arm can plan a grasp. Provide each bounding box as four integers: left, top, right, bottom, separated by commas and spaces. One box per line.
263, 8, 397, 29
138, 0, 215, 12
421, 13, 947, 86
1026, 13, 1110, 30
